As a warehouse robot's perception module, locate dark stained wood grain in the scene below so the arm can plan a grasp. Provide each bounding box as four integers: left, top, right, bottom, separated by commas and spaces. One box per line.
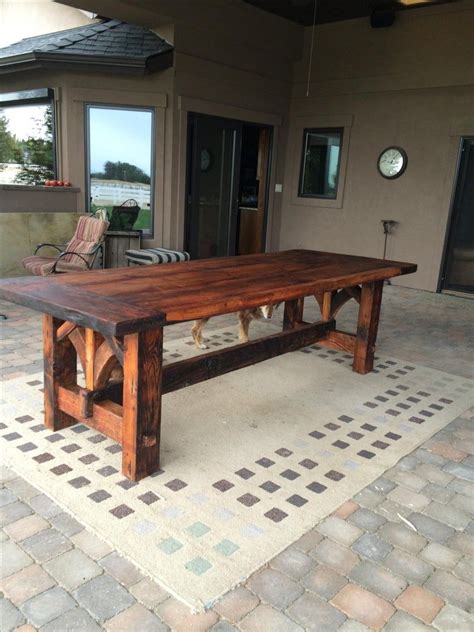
283, 298, 304, 330
122, 328, 163, 480
162, 319, 335, 394
353, 281, 384, 374
43, 315, 77, 431
0, 250, 417, 335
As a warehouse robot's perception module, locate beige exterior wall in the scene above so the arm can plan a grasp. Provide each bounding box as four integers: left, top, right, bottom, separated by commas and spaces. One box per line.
0, 0, 96, 47
280, 1, 474, 291
2, 0, 473, 290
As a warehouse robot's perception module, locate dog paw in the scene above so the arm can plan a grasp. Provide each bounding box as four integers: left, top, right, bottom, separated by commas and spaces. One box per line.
198, 343, 208, 350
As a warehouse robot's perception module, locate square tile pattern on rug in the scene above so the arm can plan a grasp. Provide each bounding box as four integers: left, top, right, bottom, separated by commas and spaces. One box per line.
1, 326, 473, 611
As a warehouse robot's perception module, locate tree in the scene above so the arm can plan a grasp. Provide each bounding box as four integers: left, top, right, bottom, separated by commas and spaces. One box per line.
92, 160, 150, 184
14, 106, 55, 185
0, 110, 21, 172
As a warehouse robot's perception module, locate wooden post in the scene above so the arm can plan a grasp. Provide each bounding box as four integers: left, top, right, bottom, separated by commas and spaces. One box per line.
353, 281, 384, 374
43, 315, 78, 430
283, 298, 304, 330
122, 327, 163, 481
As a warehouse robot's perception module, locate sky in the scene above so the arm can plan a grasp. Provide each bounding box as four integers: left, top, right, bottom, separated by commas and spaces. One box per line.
89, 107, 152, 175
2, 104, 153, 175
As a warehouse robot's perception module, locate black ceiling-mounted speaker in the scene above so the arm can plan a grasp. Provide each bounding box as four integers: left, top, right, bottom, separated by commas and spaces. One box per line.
371, 3, 397, 27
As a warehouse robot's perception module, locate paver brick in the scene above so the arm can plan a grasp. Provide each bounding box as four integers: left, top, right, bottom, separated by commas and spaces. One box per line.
384, 610, 433, 631
129, 577, 170, 609
317, 516, 363, 546
348, 508, 386, 532
352, 533, 393, 562
73, 574, 135, 622
215, 585, 259, 622
425, 569, 474, 611
6, 478, 40, 501
302, 564, 348, 599
388, 486, 430, 511
0, 539, 33, 578
310, 538, 359, 575
407, 512, 455, 543
20, 586, 76, 628
331, 584, 395, 631
211, 622, 239, 632
429, 442, 468, 462
423, 482, 455, 504
447, 479, 474, 497
452, 557, 474, 583
293, 529, 323, 551
99, 551, 144, 587
451, 492, 474, 517
443, 462, 474, 481
420, 542, 462, 570
0, 597, 26, 631
28, 494, 63, 519
0, 487, 17, 506
387, 470, 427, 492
353, 488, 384, 508
44, 547, 102, 590
3, 513, 49, 541
395, 585, 444, 623
156, 597, 219, 632
70, 528, 113, 559
339, 620, 372, 632
383, 548, 434, 584
379, 521, 427, 553
270, 546, 314, 579
240, 603, 303, 632
415, 464, 453, 486
349, 560, 407, 601
367, 477, 397, 494
287, 591, 347, 631
0, 500, 32, 527
104, 602, 167, 631
332, 500, 359, 519
432, 603, 474, 631
40, 607, 103, 632
447, 532, 474, 557
246, 567, 303, 609
50, 512, 84, 537
21, 527, 72, 562
424, 500, 470, 530
0, 562, 55, 605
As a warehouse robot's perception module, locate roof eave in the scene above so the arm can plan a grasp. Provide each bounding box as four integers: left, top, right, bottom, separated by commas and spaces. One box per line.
0, 50, 173, 76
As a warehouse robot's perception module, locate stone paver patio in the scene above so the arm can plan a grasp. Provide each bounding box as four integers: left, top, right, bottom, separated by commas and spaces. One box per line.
1, 286, 473, 631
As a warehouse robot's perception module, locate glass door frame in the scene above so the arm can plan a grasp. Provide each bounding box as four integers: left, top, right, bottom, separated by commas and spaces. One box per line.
185, 112, 273, 260
438, 136, 474, 293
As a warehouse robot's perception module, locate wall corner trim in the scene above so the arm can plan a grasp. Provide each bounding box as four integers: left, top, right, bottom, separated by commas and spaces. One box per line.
178, 95, 282, 127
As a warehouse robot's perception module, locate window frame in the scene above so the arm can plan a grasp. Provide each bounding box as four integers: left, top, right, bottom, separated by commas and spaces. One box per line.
0, 88, 57, 183
298, 127, 344, 200
85, 102, 156, 237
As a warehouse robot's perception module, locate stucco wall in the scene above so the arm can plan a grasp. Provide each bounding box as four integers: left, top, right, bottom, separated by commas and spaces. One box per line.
279, 1, 474, 291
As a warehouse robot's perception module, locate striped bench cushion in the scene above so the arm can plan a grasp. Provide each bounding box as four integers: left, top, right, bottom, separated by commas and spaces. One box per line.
125, 247, 190, 265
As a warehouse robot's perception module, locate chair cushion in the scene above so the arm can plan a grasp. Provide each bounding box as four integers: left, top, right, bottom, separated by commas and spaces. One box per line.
125, 247, 191, 265
61, 215, 109, 267
22, 255, 89, 276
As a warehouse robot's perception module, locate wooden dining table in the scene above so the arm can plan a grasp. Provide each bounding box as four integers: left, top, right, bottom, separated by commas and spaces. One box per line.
0, 249, 416, 480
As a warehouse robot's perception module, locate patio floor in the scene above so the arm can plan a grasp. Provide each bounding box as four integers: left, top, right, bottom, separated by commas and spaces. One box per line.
0, 286, 473, 631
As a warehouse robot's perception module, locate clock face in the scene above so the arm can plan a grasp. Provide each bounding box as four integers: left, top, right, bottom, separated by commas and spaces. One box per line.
378, 147, 407, 179
200, 148, 213, 172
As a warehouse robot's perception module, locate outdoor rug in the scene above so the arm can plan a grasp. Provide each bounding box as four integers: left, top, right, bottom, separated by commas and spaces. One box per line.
1, 325, 473, 611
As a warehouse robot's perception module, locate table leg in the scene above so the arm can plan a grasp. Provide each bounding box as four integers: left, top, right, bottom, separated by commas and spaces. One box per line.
283, 298, 304, 330
353, 281, 384, 374
43, 315, 78, 430
122, 327, 163, 481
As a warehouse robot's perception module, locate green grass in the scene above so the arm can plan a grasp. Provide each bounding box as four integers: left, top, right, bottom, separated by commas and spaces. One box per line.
90, 204, 151, 232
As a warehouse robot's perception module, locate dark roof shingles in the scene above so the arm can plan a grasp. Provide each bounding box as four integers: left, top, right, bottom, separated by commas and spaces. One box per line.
0, 19, 172, 63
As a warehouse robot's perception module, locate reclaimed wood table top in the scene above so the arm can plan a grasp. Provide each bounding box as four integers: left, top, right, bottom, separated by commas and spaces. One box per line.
0, 250, 416, 336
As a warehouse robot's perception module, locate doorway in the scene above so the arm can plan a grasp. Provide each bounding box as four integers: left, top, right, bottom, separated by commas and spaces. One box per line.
440, 137, 474, 294
185, 112, 272, 259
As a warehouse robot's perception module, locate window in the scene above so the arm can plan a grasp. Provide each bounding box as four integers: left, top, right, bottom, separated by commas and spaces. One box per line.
0, 89, 55, 185
299, 128, 343, 199
86, 104, 155, 235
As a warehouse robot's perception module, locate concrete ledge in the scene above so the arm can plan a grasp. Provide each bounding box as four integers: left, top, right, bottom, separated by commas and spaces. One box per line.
0, 185, 81, 213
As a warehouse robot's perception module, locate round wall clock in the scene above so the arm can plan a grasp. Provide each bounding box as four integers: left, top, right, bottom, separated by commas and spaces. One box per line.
200, 148, 213, 172
377, 146, 408, 179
